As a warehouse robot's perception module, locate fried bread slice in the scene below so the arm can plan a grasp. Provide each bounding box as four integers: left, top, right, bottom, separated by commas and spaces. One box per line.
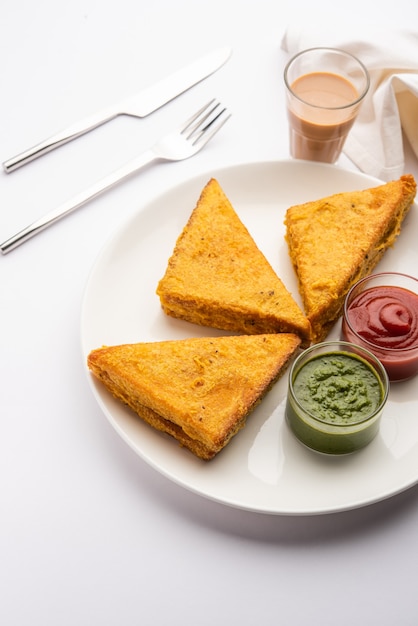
156, 178, 311, 346
284, 174, 416, 343
87, 333, 301, 460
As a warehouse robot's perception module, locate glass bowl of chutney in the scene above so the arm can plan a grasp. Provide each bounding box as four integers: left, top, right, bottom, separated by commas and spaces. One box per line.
285, 341, 389, 455
341, 272, 418, 382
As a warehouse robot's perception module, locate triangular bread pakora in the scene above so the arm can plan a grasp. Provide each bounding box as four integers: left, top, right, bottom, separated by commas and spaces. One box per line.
156, 178, 311, 346
284, 174, 416, 343
87, 333, 301, 460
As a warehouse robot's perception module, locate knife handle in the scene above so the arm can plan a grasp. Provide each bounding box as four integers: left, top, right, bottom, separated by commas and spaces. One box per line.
2, 104, 119, 173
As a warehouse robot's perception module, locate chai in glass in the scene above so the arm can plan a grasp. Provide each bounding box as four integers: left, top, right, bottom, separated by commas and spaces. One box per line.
284, 48, 369, 163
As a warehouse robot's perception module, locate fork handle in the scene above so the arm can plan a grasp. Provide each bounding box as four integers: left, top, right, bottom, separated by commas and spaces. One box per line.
0, 149, 156, 254
3, 104, 120, 173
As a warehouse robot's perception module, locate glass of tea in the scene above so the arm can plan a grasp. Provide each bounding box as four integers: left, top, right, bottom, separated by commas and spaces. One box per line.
284, 47, 370, 163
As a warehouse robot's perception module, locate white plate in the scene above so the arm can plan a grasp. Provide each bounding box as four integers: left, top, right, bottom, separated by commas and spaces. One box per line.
81, 160, 418, 515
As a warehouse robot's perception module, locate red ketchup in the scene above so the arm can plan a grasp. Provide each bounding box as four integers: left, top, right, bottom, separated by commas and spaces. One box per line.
342, 283, 418, 382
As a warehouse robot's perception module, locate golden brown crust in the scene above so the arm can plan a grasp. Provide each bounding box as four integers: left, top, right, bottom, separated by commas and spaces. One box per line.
284, 174, 416, 343
87, 333, 301, 460
157, 178, 311, 346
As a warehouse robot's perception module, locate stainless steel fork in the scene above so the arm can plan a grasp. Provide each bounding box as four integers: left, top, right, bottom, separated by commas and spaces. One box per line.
0, 100, 230, 254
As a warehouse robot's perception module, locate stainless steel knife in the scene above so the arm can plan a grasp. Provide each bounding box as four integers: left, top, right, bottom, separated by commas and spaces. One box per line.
2, 46, 232, 173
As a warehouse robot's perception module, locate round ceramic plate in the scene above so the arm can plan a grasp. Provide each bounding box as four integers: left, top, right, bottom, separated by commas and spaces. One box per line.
81, 160, 418, 515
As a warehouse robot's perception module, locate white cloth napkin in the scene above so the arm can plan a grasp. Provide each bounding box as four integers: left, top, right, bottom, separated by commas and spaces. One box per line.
281, 26, 418, 181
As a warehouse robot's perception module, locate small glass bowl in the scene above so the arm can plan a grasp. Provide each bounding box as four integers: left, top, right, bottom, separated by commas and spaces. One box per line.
341, 272, 418, 382
285, 341, 389, 455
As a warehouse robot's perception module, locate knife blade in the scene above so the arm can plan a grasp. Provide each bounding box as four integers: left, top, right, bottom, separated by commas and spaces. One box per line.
2, 46, 232, 173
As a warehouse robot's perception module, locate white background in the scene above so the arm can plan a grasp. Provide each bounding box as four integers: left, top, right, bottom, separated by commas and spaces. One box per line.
1, 1, 418, 625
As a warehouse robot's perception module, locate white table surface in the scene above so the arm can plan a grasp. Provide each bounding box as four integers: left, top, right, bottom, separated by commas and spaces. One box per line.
2, 2, 418, 625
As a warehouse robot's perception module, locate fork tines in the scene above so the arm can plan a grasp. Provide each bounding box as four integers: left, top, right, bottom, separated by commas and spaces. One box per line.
182, 99, 231, 146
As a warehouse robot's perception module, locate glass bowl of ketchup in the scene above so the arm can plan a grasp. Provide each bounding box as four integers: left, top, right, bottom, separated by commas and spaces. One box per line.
341, 272, 418, 382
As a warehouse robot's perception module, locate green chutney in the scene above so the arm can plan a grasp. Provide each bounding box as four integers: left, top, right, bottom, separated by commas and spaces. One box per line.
286, 351, 386, 455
